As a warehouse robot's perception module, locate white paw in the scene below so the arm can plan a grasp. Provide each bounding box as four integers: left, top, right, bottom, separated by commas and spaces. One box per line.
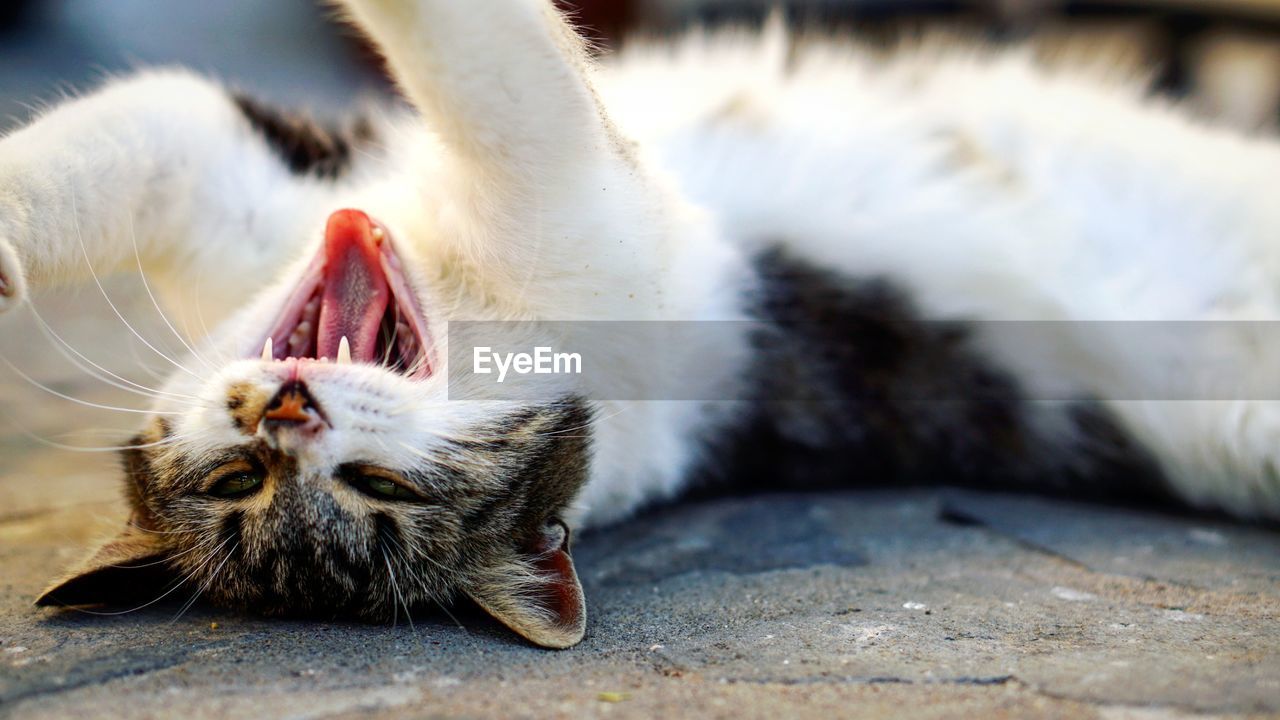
0, 236, 26, 314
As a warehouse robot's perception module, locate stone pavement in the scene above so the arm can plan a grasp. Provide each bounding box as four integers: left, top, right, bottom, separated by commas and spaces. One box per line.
1, 290, 1279, 719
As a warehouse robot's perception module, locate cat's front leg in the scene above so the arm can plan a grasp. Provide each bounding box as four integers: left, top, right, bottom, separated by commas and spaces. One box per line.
335, 0, 743, 322
337, 0, 602, 184
0, 70, 326, 318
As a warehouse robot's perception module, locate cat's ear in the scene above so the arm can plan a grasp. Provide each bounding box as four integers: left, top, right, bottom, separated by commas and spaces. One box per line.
467, 519, 586, 650
35, 520, 173, 609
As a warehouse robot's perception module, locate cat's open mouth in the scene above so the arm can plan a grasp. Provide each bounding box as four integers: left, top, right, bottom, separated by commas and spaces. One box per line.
257, 209, 432, 379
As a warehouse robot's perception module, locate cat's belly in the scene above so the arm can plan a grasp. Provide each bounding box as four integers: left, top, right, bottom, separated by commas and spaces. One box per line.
598, 35, 1280, 520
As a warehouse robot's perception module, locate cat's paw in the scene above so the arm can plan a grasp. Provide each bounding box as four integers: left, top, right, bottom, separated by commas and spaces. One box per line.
0, 236, 26, 314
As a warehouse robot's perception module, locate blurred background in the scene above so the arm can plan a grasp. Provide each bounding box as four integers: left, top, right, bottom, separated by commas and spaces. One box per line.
1, 0, 1280, 132
1, 0, 1279, 518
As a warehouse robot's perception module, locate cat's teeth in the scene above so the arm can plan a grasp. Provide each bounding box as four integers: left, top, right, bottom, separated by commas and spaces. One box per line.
287, 322, 311, 355
337, 336, 352, 366
371, 227, 385, 244
261, 337, 273, 362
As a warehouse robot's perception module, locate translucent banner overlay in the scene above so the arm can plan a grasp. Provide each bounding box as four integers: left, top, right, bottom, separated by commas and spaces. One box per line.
445, 320, 1280, 401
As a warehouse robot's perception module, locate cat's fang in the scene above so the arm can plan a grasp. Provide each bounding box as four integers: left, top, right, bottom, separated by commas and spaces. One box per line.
261, 337, 273, 362
337, 336, 352, 365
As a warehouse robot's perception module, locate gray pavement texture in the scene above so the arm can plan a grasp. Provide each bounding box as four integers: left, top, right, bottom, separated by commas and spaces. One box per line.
2, 483, 1279, 718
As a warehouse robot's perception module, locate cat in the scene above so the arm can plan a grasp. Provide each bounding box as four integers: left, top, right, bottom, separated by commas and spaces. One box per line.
2, 0, 1279, 650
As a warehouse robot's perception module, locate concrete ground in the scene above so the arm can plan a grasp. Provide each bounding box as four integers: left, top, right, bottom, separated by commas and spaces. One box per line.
1, 285, 1279, 720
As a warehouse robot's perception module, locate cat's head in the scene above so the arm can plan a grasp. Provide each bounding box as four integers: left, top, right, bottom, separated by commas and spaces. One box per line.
37, 209, 593, 649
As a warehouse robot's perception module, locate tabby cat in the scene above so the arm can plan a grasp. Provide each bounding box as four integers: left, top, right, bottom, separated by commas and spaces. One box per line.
2, 0, 1277, 648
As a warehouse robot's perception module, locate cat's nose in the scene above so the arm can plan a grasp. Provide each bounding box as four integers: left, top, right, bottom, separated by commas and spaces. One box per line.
261, 380, 327, 439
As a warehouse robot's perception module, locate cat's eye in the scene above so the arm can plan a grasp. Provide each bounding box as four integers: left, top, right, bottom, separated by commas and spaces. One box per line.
362, 477, 419, 501
345, 467, 422, 502
208, 465, 265, 499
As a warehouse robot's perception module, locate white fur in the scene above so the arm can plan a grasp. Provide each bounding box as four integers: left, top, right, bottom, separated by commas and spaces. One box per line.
602, 27, 1280, 518
1, 2, 1279, 523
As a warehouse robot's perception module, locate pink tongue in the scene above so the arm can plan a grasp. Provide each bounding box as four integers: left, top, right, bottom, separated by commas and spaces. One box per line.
316, 209, 389, 362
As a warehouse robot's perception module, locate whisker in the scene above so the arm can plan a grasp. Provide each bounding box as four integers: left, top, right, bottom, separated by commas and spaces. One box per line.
533, 413, 610, 438
46, 427, 144, 439
2, 416, 210, 453
124, 335, 177, 384
26, 433, 207, 454
515, 402, 625, 441
382, 529, 467, 634
191, 264, 231, 366
0, 353, 186, 416
69, 192, 203, 381
394, 441, 497, 478
125, 521, 209, 536
382, 539, 437, 654
395, 411, 601, 446
377, 540, 402, 631
393, 421, 512, 445
169, 538, 239, 625
382, 304, 401, 369
28, 303, 210, 406
127, 211, 218, 374
57, 534, 231, 617
396, 441, 430, 459
400, 344, 433, 379
104, 528, 220, 568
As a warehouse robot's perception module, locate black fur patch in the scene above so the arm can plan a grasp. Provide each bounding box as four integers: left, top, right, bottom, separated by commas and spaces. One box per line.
221, 510, 245, 558
120, 435, 156, 523
696, 247, 1168, 504
235, 477, 375, 616
233, 94, 363, 179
